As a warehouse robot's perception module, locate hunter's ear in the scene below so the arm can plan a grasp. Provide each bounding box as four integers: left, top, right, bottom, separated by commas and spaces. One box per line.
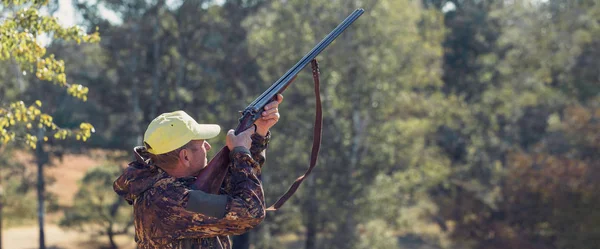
179, 149, 190, 164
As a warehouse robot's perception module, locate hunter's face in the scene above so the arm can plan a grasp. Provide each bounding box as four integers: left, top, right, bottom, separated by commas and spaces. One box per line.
186, 139, 211, 175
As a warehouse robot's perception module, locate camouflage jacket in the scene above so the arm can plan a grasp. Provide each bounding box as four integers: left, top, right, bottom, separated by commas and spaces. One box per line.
114, 133, 270, 249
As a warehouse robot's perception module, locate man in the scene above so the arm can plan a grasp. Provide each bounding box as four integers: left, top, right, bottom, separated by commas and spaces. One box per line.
114, 94, 283, 248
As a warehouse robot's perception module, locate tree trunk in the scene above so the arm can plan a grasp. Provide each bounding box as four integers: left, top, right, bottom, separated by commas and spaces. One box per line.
175, 31, 186, 109
130, 23, 142, 148
36, 128, 47, 249
0, 189, 3, 249
150, 1, 164, 119
107, 196, 123, 249
107, 223, 117, 249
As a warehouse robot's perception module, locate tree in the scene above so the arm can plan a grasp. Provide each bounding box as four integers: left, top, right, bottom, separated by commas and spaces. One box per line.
0, 0, 99, 147
435, 0, 503, 102
69, 0, 266, 150
68, 2, 267, 247
60, 164, 132, 249
0, 145, 35, 248
422, 1, 600, 248
444, 104, 600, 249
0, 1, 99, 248
246, 0, 446, 248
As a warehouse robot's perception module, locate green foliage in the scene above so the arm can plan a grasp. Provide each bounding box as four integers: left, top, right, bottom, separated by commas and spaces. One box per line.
0, 145, 59, 228
60, 164, 131, 234
443, 104, 600, 249
2, 179, 38, 227
356, 219, 399, 249
246, 0, 446, 248
0, 147, 37, 227
423, 1, 600, 249
0, 101, 95, 148
0, 0, 99, 148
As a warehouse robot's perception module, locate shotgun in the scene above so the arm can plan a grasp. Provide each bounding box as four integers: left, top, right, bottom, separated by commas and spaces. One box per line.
193, 8, 364, 208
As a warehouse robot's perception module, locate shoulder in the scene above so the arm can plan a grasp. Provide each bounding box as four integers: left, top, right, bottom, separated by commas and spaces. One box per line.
147, 175, 194, 207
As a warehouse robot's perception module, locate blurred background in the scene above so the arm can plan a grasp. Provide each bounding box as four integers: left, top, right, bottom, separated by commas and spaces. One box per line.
1, 0, 599, 248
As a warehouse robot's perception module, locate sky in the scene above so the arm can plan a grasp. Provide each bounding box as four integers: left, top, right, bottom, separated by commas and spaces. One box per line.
52, 0, 552, 27
54, 0, 121, 26
54, 0, 78, 26
53, 0, 226, 27
43, 0, 218, 46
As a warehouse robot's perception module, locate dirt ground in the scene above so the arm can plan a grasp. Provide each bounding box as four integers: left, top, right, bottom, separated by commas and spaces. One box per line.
5, 224, 136, 249
5, 150, 136, 249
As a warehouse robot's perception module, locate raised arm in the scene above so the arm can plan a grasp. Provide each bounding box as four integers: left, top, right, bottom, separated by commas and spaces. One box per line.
153, 139, 266, 238
250, 93, 282, 170
249, 132, 269, 171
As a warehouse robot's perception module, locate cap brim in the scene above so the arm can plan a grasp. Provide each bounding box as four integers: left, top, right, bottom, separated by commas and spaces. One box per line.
191, 124, 221, 140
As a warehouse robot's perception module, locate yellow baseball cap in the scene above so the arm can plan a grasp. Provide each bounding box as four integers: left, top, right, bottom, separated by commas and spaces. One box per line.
143, 110, 220, 155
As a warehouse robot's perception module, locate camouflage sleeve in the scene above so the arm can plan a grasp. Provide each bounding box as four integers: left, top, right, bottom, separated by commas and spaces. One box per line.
250, 131, 270, 172
151, 149, 265, 239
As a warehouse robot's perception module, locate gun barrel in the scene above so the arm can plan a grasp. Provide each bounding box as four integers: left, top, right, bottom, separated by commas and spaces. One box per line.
247, 8, 365, 111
